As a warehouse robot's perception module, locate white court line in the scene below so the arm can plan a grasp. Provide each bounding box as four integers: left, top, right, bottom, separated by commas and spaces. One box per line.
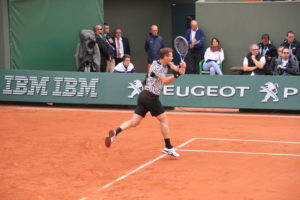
78, 138, 196, 200
193, 138, 300, 145
9, 105, 300, 119
177, 149, 300, 157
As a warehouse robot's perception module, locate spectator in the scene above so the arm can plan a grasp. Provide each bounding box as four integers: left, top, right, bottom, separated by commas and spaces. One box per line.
113, 55, 135, 73
257, 34, 277, 75
184, 20, 205, 74
103, 23, 116, 72
112, 28, 131, 65
243, 44, 266, 75
145, 25, 164, 72
258, 34, 277, 57
94, 25, 110, 72
274, 47, 298, 75
280, 31, 300, 62
269, 46, 284, 74
203, 37, 224, 75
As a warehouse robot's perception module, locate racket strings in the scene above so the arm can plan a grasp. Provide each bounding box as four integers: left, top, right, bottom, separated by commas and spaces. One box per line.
175, 39, 188, 56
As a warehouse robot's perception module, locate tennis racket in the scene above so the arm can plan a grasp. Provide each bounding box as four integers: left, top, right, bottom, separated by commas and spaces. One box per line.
174, 36, 189, 62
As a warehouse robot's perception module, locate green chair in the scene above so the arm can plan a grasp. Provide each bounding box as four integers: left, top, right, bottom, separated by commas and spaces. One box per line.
199, 59, 223, 75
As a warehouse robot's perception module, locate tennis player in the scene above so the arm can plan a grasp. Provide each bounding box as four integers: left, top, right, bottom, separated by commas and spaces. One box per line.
105, 48, 186, 157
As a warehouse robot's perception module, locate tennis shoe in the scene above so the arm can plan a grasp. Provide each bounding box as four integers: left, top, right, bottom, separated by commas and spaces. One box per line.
162, 147, 180, 157
105, 130, 116, 148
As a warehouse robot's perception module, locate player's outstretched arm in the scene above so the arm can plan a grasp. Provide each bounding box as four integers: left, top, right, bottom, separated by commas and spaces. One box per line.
169, 62, 186, 73
159, 74, 179, 85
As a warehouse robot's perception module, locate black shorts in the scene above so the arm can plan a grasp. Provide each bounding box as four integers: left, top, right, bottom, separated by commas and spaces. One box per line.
134, 90, 165, 117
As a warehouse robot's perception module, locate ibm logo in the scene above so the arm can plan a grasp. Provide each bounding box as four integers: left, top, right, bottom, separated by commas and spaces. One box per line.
2, 75, 99, 98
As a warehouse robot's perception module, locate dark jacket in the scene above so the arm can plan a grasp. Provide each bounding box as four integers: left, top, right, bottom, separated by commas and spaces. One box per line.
145, 34, 164, 64
243, 53, 265, 75
281, 39, 300, 61
112, 36, 131, 57
103, 33, 116, 59
184, 28, 205, 54
257, 42, 277, 75
95, 34, 110, 72
258, 42, 277, 57
273, 56, 299, 75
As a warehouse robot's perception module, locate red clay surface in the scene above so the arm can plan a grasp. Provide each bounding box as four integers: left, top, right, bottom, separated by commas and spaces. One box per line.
0, 105, 300, 200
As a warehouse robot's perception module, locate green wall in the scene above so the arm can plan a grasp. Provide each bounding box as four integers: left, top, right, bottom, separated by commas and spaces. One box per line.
196, 1, 300, 74
0, 0, 10, 69
8, 0, 104, 71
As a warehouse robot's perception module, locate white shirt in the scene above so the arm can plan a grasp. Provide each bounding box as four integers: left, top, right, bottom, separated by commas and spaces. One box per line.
115, 37, 124, 58
243, 56, 266, 65
282, 59, 288, 67
190, 29, 197, 42
204, 47, 224, 64
113, 62, 135, 73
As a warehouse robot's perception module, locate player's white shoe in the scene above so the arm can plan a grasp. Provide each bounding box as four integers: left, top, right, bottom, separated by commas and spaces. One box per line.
105, 130, 116, 148
162, 147, 180, 157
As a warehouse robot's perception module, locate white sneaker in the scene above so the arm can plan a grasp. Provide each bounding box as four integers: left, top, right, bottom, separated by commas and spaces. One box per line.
162, 147, 180, 157
105, 130, 116, 148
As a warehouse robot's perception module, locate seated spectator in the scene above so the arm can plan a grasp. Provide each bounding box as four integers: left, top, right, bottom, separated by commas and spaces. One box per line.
257, 33, 277, 75
243, 44, 265, 75
263, 49, 278, 75
274, 47, 298, 76
269, 46, 284, 74
258, 34, 276, 57
113, 55, 135, 73
202, 37, 224, 75
280, 31, 300, 62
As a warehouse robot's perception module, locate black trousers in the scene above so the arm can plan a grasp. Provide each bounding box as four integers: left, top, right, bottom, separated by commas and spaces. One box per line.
185, 52, 204, 74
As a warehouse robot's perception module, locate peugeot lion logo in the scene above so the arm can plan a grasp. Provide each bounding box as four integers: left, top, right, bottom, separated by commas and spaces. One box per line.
260, 82, 279, 102
128, 80, 143, 98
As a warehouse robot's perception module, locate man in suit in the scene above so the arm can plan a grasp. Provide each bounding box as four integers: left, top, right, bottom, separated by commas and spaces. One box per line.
94, 25, 110, 72
184, 20, 205, 74
112, 28, 131, 65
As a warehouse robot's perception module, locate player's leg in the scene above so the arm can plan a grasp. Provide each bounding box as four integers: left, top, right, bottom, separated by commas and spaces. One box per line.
156, 112, 170, 139
105, 113, 143, 148
156, 113, 180, 157
148, 96, 179, 157
105, 91, 148, 148
120, 113, 144, 131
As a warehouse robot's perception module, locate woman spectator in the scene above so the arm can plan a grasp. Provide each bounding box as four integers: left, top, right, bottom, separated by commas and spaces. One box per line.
203, 37, 224, 75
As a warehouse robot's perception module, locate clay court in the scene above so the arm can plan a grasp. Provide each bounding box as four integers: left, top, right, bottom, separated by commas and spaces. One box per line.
1, 105, 300, 200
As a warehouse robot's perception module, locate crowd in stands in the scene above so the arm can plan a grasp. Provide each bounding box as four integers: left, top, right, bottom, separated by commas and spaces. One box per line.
75, 21, 300, 76
240, 31, 300, 76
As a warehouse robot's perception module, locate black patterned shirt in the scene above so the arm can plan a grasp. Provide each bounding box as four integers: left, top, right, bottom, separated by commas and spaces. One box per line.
144, 60, 169, 95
